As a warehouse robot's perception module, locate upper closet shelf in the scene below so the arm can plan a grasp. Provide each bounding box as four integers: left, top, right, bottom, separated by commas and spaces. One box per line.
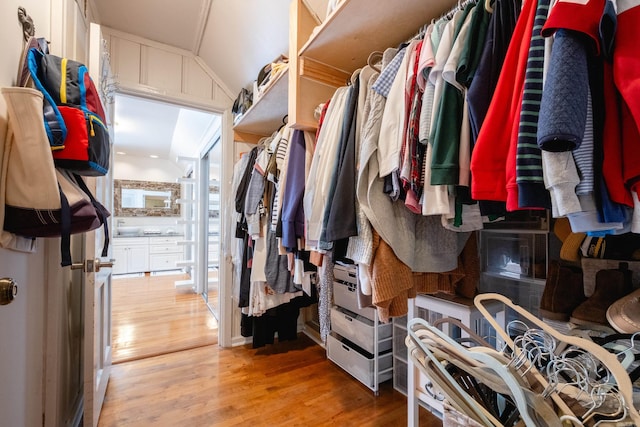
233, 68, 289, 140
299, 0, 456, 74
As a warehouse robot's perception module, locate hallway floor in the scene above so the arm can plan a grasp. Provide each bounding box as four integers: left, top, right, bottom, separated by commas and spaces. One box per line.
111, 273, 218, 363
100, 274, 442, 426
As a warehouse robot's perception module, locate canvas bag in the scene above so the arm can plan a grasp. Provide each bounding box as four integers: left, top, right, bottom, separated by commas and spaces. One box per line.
27, 44, 110, 176
1, 86, 109, 266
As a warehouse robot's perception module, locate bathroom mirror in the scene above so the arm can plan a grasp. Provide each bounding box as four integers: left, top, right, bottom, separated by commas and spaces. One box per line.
114, 179, 181, 217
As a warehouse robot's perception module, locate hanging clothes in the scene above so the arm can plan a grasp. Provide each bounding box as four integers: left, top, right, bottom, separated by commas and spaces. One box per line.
470, 0, 537, 204
280, 129, 308, 251
304, 87, 349, 250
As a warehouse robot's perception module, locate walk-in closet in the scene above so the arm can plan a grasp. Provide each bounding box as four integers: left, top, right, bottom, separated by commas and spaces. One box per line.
1, 0, 639, 426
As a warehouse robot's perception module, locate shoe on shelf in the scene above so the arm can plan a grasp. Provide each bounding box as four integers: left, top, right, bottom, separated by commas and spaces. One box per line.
570, 262, 634, 327
539, 260, 585, 321
606, 287, 640, 333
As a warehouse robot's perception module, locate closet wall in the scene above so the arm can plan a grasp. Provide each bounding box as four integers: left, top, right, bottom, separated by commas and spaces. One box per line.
104, 27, 234, 108
0, 1, 97, 425
0, 4, 49, 423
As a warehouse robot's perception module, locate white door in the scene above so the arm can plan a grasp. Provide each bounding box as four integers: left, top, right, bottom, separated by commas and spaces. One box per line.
82, 22, 115, 427
80, 205, 113, 427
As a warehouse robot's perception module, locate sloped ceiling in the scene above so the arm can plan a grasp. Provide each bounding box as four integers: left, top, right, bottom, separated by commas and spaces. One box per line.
93, 0, 293, 95
93, 0, 327, 162
113, 93, 220, 162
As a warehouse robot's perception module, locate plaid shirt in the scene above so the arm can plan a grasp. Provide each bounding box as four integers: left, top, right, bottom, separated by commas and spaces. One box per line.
372, 47, 407, 98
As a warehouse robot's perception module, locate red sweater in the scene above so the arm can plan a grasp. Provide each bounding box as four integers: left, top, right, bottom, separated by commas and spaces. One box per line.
614, 2, 640, 194
471, 0, 536, 202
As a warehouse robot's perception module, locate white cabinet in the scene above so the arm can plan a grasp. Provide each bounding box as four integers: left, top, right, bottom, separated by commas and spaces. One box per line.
148, 236, 183, 271
112, 237, 150, 274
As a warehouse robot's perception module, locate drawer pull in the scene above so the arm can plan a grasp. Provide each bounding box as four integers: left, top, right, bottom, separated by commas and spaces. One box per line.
342, 344, 350, 352
344, 315, 353, 322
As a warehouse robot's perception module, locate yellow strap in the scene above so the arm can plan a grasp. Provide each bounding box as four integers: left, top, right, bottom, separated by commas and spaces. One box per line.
60, 58, 67, 104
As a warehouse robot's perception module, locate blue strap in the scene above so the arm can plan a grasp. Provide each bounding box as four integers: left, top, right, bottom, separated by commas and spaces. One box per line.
26, 48, 67, 147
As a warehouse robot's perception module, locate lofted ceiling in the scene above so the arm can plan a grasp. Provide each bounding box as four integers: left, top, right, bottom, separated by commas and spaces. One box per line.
93, 0, 294, 96
113, 93, 220, 163
93, 0, 329, 162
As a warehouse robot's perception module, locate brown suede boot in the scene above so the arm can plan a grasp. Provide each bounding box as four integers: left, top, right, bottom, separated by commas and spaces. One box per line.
570, 262, 634, 327
539, 261, 586, 321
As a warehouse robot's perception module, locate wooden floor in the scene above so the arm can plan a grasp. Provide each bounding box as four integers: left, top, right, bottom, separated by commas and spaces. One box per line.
101, 274, 443, 426
112, 273, 218, 363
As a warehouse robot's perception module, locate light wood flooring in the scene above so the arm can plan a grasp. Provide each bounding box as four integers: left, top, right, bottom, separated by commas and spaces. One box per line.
101, 274, 443, 426
112, 273, 218, 363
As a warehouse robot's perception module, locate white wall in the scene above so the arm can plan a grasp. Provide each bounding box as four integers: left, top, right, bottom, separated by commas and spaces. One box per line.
0, 2, 51, 426
113, 154, 185, 182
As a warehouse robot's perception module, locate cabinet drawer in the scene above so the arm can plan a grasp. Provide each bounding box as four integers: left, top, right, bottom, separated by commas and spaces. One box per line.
113, 237, 148, 246
327, 333, 393, 388
149, 244, 181, 254
330, 306, 392, 353
149, 254, 182, 271
149, 236, 181, 244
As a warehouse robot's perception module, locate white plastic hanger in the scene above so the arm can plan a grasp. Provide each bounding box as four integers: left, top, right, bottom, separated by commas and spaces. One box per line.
474, 293, 640, 426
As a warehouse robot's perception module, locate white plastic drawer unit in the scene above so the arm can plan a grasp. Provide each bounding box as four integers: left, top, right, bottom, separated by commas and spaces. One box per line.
330, 306, 392, 354
327, 333, 393, 388
333, 264, 376, 321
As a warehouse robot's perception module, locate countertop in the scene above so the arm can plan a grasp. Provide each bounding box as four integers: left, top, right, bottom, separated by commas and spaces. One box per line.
113, 233, 184, 239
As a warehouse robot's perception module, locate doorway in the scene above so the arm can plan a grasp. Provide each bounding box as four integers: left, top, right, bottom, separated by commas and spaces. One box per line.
110, 92, 223, 362
200, 140, 222, 319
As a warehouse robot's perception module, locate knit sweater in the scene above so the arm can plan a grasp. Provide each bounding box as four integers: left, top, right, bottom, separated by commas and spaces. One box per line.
358, 61, 468, 273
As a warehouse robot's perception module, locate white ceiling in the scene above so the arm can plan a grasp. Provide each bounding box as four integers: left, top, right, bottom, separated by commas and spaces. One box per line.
113, 93, 220, 162
93, 0, 293, 95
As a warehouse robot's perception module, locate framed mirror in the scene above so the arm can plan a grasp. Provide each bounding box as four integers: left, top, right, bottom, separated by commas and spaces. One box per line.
114, 179, 181, 217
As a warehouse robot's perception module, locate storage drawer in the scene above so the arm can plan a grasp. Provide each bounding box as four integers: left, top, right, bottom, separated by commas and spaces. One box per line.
330, 306, 392, 353
333, 264, 377, 320
480, 231, 547, 282
417, 369, 445, 415
327, 333, 393, 388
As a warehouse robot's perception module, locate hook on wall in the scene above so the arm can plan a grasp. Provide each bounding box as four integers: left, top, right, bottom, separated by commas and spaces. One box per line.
17, 7, 35, 42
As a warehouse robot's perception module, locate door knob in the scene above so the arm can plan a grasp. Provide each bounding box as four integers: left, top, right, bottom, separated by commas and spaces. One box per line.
95, 258, 115, 272
0, 278, 18, 305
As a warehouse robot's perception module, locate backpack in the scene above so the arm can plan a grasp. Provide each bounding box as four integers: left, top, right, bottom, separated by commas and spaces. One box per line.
1, 87, 110, 266
26, 45, 110, 176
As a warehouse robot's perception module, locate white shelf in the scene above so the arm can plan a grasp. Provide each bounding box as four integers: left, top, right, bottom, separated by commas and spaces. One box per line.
233, 68, 289, 137
176, 260, 195, 267
299, 0, 455, 74
176, 199, 196, 204
481, 271, 546, 286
